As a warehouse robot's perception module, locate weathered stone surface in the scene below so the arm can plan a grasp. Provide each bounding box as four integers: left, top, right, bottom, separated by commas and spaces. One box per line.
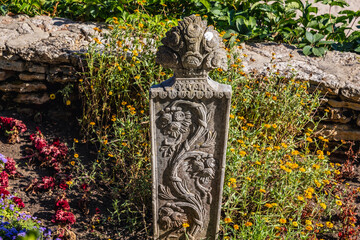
13, 93, 50, 105
0, 59, 25, 71
240, 42, 360, 101
19, 73, 45, 81
318, 123, 360, 141
47, 75, 77, 83
0, 15, 103, 64
27, 63, 46, 73
0, 82, 47, 92
49, 65, 75, 75
326, 99, 360, 111
151, 15, 231, 240
0, 71, 14, 81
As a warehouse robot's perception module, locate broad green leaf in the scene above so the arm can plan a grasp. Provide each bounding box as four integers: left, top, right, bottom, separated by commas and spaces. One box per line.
303, 45, 312, 55
200, 0, 211, 12
314, 33, 324, 42
305, 31, 315, 43
354, 46, 360, 52
312, 47, 323, 56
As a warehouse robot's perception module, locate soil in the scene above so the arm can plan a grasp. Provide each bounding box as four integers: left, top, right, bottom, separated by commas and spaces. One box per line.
0, 110, 145, 240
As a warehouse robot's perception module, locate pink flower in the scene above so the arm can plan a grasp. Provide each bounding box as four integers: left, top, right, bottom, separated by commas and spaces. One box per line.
37, 176, 55, 190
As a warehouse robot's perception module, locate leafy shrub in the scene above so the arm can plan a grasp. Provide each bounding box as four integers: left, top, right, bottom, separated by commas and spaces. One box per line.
1, 0, 359, 55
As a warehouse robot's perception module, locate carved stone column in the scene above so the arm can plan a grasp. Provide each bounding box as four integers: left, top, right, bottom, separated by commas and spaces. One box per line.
150, 15, 232, 240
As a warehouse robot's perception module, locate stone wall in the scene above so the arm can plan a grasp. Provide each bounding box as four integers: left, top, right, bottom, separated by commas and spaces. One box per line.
0, 15, 101, 113
1, 15, 360, 141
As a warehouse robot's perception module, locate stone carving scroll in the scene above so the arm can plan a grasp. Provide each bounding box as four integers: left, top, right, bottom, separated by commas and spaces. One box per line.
150, 15, 232, 240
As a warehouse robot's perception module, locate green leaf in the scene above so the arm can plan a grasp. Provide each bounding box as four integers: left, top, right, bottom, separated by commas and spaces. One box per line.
305, 31, 315, 43
314, 33, 324, 42
199, 0, 211, 12
312, 47, 323, 57
303, 45, 312, 55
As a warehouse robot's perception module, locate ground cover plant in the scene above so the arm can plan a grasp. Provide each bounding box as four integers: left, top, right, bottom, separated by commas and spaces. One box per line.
72, 11, 358, 238
0, 0, 359, 56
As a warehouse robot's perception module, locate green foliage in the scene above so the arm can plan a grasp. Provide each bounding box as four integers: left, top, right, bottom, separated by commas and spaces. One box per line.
78, 11, 344, 238
1, 0, 359, 55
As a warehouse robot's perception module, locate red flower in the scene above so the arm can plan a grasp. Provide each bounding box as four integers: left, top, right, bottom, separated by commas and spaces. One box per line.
0, 188, 9, 197
59, 181, 68, 190
12, 196, 25, 208
5, 157, 17, 176
52, 210, 76, 225
56, 199, 70, 211
0, 171, 8, 188
37, 176, 55, 190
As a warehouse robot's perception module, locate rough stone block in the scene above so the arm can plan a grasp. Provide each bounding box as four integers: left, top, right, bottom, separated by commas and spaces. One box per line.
13, 93, 50, 105
19, 73, 46, 81
27, 64, 46, 73
0, 82, 47, 93
0, 59, 25, 71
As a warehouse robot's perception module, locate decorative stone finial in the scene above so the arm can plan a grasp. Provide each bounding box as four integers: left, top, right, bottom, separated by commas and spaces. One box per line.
156, 15, 228, 78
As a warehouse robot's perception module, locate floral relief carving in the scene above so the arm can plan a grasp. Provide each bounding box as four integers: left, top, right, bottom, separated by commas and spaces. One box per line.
157, 100, 217, 239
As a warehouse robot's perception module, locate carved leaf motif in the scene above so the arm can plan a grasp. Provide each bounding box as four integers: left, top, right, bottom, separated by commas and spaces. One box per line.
159, 184, 176, 200
201, 131, 217, 148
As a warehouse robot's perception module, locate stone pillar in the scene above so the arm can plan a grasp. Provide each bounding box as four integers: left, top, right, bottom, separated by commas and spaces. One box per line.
150, 15, 232, 240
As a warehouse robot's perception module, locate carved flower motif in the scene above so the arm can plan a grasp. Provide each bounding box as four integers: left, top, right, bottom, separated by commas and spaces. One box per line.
182, 51, 203, 69
156, 46, 180, 69
162, 28, 183, 52
188, 154, 216, 184
202, 28, 221, 52
160, 107, 191, 138
186, 23, 203, 38
159, 203, 187, 230
205, 50, 228, 71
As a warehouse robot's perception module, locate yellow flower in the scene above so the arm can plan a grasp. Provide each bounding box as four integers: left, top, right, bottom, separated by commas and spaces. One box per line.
239, 151, 246, 157
74, 153, 79, 158
279, 218, 286, 224
318, 155, 325, 160
108, 154, 114, 157
292, 221, 298, 227
297, 196, 304, 201
305, 220, 312, 225
50, 94, 56, 100
139, 23, 144, 28
299, 167, 305, 172
108, 91, 113, 96
334, 170, 340, 175
306, 137, 313, 142
122, 142, 127, 146
74, 138, 79, 143
291, 150, 299, 155
259, 188, 266, 193
70, 161, 75, 166
264, 124, 271, 128
265, 203, 273, 208
229, 114, 234, 119
326, 222, 333, 228
281, 143, 288, 148
245, 221, 252, 227
336, 200, 342, 206
246, 177, 251, 181
229, 178, 236, 184
90, 122, 95, 126
66, 100, 71, 105
234, 224, 239, 230
312, 164, 320, 170
255, 161, 261, 165
272, 124, 277, 128
182, 222, 189, 228
306, 225, 313, 231
272, 96, 277, 101
317, 223, 324, 227
320, 203, 327, 209
134, 75, 140, 80
224, 217, 232, 224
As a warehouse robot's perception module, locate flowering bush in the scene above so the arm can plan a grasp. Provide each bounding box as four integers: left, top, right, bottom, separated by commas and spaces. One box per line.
0, 117, 27, 144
